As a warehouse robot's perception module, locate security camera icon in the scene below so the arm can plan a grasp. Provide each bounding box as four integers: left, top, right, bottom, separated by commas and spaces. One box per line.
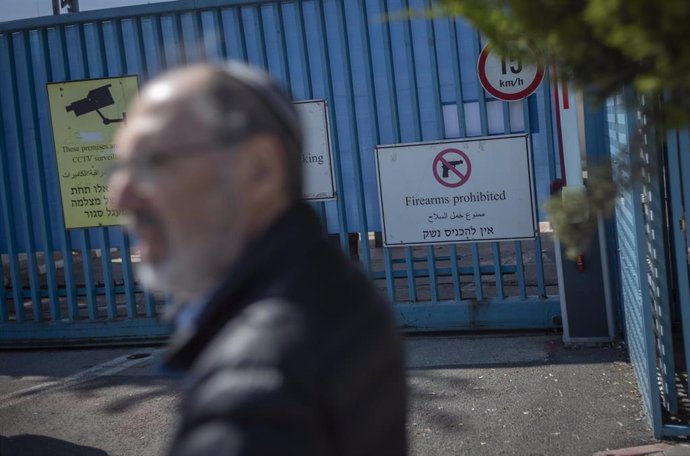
65, 84, 125, 125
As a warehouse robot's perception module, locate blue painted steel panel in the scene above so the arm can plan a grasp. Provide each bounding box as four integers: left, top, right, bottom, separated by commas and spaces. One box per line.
666, 129, 690, 407
605, 90, 690, 437
0, 0, 561, 344
608, 94, 659, 431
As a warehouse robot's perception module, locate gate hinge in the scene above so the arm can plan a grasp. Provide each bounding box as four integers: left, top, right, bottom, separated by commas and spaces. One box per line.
681, 216, 687, 232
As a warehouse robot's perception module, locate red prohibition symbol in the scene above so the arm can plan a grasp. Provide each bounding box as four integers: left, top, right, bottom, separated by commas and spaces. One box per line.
432, 148, 471, 188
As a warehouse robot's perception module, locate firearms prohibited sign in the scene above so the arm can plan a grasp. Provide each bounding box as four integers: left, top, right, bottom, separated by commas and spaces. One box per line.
375, 134, 537, 246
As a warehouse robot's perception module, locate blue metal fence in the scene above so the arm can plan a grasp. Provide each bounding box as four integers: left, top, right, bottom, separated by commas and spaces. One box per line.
0, 0, 561, 345
607, 91, 648, 416
610, 89, 690, 437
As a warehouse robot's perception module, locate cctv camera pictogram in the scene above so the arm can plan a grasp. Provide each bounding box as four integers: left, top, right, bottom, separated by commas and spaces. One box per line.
65, 84, 125, 125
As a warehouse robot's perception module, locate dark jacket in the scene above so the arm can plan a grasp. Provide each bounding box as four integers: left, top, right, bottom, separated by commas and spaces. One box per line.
164, 202, 407, 456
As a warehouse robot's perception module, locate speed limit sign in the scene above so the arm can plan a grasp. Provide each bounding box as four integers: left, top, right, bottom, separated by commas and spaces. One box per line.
477, 43, 544, 101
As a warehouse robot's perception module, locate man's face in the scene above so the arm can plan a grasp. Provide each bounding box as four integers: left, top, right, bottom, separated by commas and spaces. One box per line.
108, 80, 250, 298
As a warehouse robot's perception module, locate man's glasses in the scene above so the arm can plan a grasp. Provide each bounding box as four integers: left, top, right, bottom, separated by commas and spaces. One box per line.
106, 141, 235, 185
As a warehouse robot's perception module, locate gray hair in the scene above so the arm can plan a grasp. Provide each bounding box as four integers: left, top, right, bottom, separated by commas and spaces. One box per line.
190, 62, 304, 199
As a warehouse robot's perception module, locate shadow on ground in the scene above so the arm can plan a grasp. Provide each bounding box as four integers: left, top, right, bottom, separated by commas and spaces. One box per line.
0, 434, 108, 456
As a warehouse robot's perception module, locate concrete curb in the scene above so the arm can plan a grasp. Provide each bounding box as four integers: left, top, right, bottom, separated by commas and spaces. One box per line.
594, 443, 690, 456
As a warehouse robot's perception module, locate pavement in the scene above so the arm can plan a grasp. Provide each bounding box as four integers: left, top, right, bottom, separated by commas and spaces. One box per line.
0, 333, 687, 455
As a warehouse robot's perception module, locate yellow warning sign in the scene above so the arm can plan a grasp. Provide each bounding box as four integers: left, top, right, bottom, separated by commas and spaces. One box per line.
47, 76, 138, 229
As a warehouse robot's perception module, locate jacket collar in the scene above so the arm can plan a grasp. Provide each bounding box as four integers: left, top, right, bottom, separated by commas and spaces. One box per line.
163, 201, 324, 371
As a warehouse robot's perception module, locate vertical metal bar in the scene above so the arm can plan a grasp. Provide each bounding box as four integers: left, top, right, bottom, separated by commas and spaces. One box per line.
449, 245, 462, 301
193, 10, 207, 63
502, 101, 512, 134
120, 11, 148, 317
383, 247, 396, 302
515, 241, 527, 299
213, 8, 228, 61
471, 30, 488, 301
294, 2, 329, 233
86, 21, 119, 319
425, 0, 444, 302
62, 239, 79, 321
120, 232, 136, 318
381, 0, 401, 143
681, 130, 690, 218
378, 0, 403, 298
296, 2, 313, 98
332, 0, 372, 273
523, 94, 547, 296
155, 15, 169, 70
123, 17, 152, 316
141, 13, 159, 319
113, 19, 128, 73
7, 33, 42, 321
24, 30, 60, 320
111, 18, 138, 316
394, 0, 422, 292
495, 67, 512, 301
99, 231, 116, 319
274, 3, 291, 88
175, 11, 188, 66
449, 18, 467, 138
0, 37, 23, 320
255, 5, 269, 69
664, 129, 690, 396
404, 247, 417, 302
0, 257, 6, 322
400, 0, 422, 140
447, 17, 466, 303
471, 244, 483, 300
427, 246, 438, 302
55, 25, 79, 320
291, 3, 328, 230
96, 21, 109, 75
82, 233, 97, 320
135, 17, 151, 79
541, 67, 558, 183
236, 7, 249, 61
473, 31, 489, 136
75, 23, 99, 319
313, 0, 350, 252
360, 0, 397, 296
144, 287, 156, 318
427, 5, 445, 139
492, 243, 504, 300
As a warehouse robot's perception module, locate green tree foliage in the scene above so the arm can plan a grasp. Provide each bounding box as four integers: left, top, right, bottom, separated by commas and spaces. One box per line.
438, 0, 690, 257
439, 0, 690, 125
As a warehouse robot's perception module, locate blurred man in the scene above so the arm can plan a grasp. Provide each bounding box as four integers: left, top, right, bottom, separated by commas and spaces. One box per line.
108, 62, 407, 456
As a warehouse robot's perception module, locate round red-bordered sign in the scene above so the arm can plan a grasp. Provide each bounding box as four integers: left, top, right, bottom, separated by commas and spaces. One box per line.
477, 43, 544, 101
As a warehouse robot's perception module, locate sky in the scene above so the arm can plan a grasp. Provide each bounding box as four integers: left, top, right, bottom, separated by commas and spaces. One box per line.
1, 0, 172, 23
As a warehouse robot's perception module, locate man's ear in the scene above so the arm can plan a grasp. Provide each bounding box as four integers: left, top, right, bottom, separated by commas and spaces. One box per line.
240, 133, 289, 196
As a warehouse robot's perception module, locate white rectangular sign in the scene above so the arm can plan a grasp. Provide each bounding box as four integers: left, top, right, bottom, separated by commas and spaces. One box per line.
375, 134, 537, 246
294, 100, 336, 201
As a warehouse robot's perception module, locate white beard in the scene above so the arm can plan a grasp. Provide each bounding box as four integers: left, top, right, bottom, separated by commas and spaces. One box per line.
135, 192, 247, 303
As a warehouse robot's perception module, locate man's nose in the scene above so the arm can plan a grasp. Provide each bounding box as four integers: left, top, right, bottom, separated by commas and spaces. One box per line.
107, 168, 145, 213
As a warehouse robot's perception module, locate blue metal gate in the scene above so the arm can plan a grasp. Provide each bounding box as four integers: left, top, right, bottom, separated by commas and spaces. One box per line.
610, 89, 690, 437
0, 0, 561, 346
